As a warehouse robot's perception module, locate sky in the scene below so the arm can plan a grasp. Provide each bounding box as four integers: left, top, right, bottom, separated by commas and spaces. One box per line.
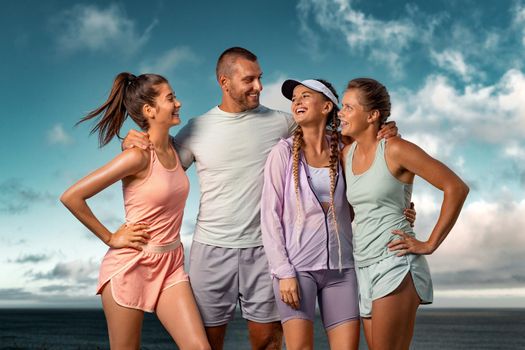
1, 0, 524, 309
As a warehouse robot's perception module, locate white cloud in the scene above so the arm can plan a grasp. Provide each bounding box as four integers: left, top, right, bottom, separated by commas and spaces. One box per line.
139, 47, 197, 75
54, 4, 157, 55
392, 69, 525, 143
504, 142, 525, 160
426, 197, 525, 282
260, 76, 293, 113
297, 0, 417, 73
513, 1, 525, 46
47, 123, 73, 145
30, 259, 99, 285
430, 49, 475, 81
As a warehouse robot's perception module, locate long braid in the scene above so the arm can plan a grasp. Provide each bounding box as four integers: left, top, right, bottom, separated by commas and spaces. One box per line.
328, 111, 342, 271
292, 125, 304, 242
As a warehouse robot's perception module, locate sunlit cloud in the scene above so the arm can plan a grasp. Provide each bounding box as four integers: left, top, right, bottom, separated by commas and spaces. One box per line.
52, 4, 157, 56
392, 69, 525, 143
260, 76, 292, 113
430, 49, 475, 81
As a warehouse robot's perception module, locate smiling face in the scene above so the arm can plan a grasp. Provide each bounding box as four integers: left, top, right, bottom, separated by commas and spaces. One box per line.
150, 83, 182, 128
338, 88, 371, 137
223, 58, 263, 112
291, 85, 332, 127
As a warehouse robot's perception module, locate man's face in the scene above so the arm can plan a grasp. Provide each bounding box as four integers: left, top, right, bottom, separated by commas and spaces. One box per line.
225, 58, 263, 111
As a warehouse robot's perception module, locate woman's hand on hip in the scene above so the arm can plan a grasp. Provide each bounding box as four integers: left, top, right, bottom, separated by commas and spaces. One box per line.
109, 223, 150, 250
388, 230, 434, 256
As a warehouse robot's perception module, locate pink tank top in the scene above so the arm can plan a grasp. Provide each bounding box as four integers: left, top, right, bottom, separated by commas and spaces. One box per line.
123, 147, 189, 245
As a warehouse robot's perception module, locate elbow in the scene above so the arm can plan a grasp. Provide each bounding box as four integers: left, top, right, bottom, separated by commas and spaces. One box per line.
60, 190, 74, 208
452, 180, 469, 201
444, 179, 469, 203
459, 181, 470, 200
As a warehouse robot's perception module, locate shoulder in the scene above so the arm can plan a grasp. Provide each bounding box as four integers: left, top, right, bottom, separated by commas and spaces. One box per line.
385, 137, 423, 160
268, 138, 293, 158
173, 117, 199, 143
341, 142, 353, 159
118, 147, 150, 171
258, 105, 290, 118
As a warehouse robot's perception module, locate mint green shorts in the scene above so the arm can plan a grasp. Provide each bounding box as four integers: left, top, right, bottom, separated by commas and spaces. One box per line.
356, 253, 433, 318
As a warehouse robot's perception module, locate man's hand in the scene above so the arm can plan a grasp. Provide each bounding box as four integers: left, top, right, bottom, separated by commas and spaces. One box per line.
377, 121, 398, 140
122, 129, 151, 150
404, 202, 416, 227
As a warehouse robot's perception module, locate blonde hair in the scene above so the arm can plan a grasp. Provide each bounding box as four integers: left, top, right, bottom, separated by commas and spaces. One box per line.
292, 125, 304, 239
291, 81, 342, 270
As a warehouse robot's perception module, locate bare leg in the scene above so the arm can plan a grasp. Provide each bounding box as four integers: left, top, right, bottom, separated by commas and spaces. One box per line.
281, 319, 313, 350
362, 317, 373, 350
205, 324, 228, 350
247, 320, 283, 350
101, 283, 144, 350
371, 273, 420, 350
326, 319, 360, 350
156, 281, 211, 350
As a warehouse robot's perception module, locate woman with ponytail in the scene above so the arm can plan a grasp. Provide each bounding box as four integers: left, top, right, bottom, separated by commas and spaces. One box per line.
60, 73, 210, 350
260, 79, 413, 349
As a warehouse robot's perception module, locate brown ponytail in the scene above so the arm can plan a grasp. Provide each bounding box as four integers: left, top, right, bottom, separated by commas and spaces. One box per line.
77, 72, 168, 147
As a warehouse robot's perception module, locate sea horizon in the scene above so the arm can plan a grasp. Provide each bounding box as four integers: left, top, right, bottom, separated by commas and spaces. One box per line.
1, 307, 524, 349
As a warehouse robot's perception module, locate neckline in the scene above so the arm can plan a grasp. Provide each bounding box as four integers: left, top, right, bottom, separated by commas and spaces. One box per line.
215, 105, 262, 117
152, 144, 179, 172
350, 139, 382, 177
307, 164, 330, 171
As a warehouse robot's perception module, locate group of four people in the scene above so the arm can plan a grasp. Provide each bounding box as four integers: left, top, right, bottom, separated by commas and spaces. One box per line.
61, 47, 469, 350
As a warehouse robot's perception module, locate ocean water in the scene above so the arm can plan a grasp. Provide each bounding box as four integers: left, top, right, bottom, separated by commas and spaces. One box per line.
0, 308, 524, 349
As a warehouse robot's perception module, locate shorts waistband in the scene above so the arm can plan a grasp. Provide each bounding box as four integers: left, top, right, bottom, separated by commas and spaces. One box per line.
142, 238, 181, 253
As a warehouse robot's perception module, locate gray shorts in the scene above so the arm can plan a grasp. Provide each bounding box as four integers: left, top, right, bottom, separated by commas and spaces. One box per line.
356, 253, 433, 318
273, 269, 360, 330
189, 241, 280, 326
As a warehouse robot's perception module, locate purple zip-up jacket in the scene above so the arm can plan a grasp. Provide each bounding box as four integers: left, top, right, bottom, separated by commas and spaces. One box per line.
261, 137, 355, 279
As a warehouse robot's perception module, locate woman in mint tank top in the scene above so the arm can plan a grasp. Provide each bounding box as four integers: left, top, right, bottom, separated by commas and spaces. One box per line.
339, 78, 469, 350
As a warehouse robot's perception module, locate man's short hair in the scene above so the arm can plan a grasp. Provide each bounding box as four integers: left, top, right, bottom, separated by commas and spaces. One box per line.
216, 47, 258, 80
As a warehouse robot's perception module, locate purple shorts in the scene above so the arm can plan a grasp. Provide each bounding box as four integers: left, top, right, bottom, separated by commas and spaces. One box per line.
273, 268, 360, 330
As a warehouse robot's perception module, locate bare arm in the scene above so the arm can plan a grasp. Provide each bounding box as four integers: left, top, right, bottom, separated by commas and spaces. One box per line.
377, 120, 398, 140
386, 138, 469, 255
121, 129, 151, 150
60, 148, 151, 249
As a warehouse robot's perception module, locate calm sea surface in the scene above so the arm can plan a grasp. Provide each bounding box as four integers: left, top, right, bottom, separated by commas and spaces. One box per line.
0, 308, 524, 349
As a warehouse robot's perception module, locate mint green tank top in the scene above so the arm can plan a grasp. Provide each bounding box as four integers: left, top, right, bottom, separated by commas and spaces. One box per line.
345, 138, 413, 267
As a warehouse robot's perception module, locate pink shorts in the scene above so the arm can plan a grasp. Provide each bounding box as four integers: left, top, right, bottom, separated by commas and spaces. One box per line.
96, 239, 188, 312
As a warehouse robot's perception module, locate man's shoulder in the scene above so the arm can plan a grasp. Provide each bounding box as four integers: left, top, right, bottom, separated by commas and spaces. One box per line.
257, 105, 291, 118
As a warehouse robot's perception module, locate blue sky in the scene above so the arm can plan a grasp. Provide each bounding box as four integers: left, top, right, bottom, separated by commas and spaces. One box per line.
1, 0, 524, 308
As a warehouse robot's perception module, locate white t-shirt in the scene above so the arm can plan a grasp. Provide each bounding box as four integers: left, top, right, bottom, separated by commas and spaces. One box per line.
173, 105, 295, 248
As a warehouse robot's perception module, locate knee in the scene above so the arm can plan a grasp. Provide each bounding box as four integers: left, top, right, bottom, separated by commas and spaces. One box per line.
182, 341, 211, 350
